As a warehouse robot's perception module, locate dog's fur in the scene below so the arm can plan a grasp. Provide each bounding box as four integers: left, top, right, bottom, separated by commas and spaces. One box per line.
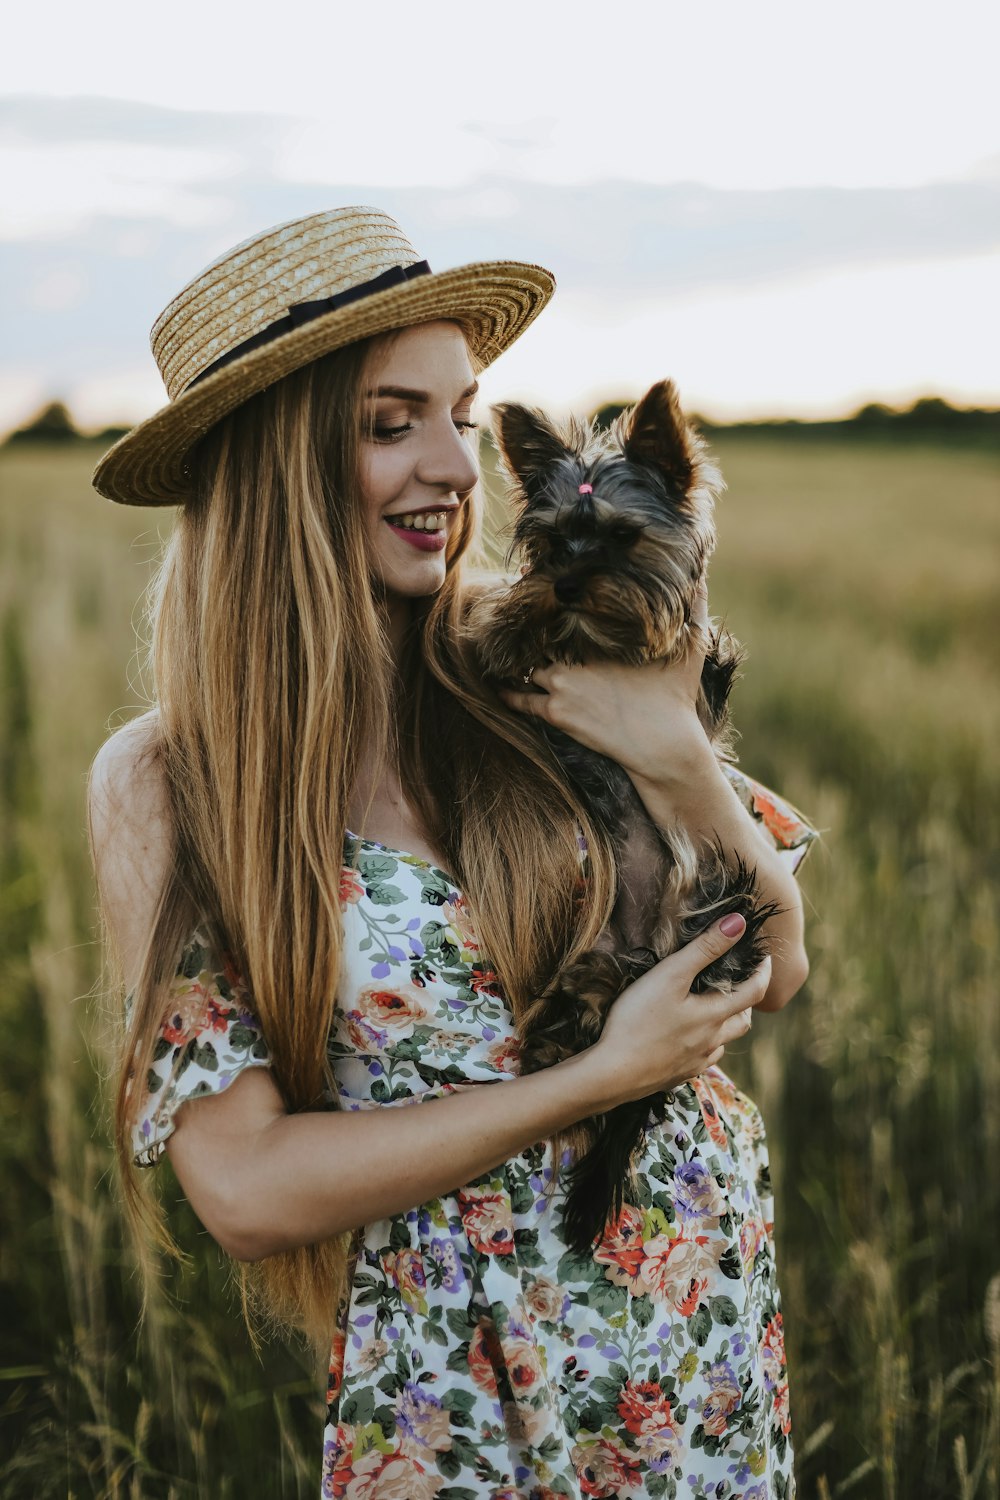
468, 380, 785, 1253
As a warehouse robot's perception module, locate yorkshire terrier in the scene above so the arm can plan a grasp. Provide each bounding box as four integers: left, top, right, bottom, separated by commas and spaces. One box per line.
469, 380, 784, 1254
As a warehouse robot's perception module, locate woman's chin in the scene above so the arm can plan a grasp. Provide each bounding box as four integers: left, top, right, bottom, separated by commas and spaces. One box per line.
374, 565, 449, 604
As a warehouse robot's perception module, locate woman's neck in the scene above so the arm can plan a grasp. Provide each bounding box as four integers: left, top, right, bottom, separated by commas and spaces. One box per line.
383, 593, 414, 667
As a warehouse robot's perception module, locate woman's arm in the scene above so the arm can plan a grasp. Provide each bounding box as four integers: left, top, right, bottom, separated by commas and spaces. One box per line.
166, 917, 767, 1262
627, 734, 808, 1011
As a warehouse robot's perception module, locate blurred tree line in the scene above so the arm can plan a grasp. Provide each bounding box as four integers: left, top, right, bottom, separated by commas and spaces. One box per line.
2, 402, 129, 448
591, 395, 1000, 447
4, 394, 999, 450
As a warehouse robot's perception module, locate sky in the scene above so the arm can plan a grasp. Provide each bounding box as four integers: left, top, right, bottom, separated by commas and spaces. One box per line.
2, 0, 998, 433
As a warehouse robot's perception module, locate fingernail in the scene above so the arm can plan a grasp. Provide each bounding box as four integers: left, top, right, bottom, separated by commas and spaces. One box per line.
720, 913, 746, 937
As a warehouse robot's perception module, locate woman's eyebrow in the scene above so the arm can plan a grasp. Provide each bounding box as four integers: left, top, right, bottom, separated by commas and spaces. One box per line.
366, 381, 480, 403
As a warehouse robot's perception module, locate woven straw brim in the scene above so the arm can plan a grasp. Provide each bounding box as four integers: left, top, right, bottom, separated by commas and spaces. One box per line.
92, 260, 554, 506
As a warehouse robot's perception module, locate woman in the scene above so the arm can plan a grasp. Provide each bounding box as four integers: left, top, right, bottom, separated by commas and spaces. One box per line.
88, 207, 818, 1499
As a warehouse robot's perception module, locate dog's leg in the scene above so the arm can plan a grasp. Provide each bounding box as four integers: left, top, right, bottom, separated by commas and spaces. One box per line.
669, 833, 785, 993
518, 944, 662, 1253
697, 624, 747, 757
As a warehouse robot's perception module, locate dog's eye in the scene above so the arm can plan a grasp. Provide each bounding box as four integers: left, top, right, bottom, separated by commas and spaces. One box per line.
607, 521, 639, 545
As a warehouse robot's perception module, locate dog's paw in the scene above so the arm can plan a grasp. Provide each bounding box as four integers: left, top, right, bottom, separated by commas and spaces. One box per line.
698, 628, 748, 744
677, 837, 785, 992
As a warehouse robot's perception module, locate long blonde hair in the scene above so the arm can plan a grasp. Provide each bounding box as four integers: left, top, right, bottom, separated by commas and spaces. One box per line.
97, 327, 617, 1352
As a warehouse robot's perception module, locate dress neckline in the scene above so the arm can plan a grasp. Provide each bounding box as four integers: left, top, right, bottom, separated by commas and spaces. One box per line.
344, 830, 458, 892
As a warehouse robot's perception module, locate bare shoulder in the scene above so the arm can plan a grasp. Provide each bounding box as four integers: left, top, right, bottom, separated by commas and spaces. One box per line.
87, 710, 173, 989
88, 708, 169, 841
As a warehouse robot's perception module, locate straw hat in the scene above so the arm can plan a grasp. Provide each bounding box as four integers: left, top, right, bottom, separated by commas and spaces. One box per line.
92, 205, 556, 506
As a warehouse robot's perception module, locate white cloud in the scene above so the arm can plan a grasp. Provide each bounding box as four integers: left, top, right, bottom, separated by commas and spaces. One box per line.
112, 227, 158, 258
26, 266, 87, 311
0, 142, 236, 239
2, 0, 998, 192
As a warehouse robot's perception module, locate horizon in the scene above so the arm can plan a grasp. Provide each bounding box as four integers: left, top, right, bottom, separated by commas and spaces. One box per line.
4, 388, 997, 453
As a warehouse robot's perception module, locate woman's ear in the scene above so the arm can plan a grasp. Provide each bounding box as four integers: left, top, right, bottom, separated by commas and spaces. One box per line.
619, 379, 698, 494
490, 402, 575, 503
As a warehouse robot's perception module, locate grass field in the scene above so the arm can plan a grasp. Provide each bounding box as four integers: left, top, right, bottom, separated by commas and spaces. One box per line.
0, 434, 997, 1498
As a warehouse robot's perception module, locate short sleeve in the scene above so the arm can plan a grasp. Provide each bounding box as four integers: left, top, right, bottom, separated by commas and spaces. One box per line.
126, 923, 271, 1168
720, 761, 821, 877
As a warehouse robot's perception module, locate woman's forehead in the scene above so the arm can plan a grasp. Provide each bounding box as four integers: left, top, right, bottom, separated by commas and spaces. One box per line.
363, 321, 475, 394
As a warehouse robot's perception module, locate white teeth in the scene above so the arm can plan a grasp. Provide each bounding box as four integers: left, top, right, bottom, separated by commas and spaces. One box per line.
389, 510, 448, 532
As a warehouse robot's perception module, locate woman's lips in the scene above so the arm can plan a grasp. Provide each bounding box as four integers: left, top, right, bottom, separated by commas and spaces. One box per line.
384, 519, 448, 552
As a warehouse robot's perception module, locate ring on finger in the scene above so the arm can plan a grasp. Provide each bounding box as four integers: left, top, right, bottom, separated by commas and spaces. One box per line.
521, 666, 535, 687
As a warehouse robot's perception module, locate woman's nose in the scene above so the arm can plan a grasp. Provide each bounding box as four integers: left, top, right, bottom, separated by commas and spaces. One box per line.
417, 417, 479, 496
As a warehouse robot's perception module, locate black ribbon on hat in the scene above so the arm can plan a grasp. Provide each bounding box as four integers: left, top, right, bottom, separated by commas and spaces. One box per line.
186, 260, 433, 390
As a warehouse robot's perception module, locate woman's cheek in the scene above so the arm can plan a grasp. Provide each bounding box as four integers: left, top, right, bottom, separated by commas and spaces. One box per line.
360, 447, 408, 516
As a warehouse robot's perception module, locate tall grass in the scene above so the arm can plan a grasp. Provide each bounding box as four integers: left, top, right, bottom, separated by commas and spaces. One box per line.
0, 435, 997, 1497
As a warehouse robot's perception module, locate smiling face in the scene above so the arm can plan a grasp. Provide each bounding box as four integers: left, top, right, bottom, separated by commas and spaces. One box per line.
359, 320, 480, 604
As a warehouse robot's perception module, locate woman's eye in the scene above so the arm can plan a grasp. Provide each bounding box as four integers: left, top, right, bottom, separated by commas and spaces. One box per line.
370, 417, 478, 441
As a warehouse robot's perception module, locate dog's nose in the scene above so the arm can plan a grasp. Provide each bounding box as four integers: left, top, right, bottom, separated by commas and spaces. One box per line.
554, 575, 584, 605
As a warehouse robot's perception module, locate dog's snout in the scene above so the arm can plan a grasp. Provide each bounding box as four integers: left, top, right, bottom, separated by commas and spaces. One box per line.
554, 575, 585, 605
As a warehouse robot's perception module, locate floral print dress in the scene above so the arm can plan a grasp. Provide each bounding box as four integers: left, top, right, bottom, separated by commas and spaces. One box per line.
132, 763, 819, 1500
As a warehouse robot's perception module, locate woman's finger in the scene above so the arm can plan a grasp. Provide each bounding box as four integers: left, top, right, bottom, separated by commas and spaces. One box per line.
497, 686, 552, 720
707, 960, 773, 1020
717, 1006, 754, 1047
670, 912, 752, 991
515, 666, 563, 693
497, 662, 561, 714
524, 663, 558, 691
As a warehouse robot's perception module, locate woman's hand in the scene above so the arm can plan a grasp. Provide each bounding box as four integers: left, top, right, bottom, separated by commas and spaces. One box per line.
583, 912, 772, 1110
497, 576, 713, 784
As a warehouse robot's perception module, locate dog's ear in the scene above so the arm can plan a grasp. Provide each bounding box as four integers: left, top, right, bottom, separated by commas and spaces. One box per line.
491, 402, 575, 502
620, 380, 698, 493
